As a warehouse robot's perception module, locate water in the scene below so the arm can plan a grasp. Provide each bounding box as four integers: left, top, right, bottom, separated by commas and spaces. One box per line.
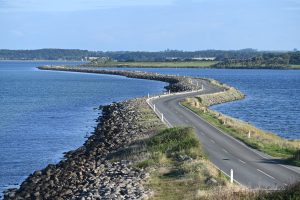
96, 67, 300, 140
0, 61, 167, 198
1, 64, 299, 198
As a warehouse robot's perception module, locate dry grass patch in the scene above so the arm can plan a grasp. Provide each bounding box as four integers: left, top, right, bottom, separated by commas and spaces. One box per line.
182, 97, 300, 166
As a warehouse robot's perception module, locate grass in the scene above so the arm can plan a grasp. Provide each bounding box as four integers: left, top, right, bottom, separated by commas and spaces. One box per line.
109, 127, 228, 200
289, 64, 300, 69
83, 60, 218, 68
107, 99, 300, 199
143, 127, 227, 200
181, 98, 300, 167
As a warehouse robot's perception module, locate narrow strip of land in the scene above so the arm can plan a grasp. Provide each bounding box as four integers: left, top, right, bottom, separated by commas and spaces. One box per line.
149, 80, 300, 189
38, 66, 300, 189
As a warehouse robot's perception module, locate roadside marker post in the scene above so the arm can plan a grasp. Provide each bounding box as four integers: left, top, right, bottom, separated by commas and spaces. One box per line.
248, 131, 251, 138
153, 104, 156, 111
201, 84, 204, 90
161, 113, 164, 122
168, 90, 171, 94
230, 169, 233, 183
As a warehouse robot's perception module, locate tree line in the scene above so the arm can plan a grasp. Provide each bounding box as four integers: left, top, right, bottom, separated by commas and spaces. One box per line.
214, 52, 300, 68
0, 49, 299, 69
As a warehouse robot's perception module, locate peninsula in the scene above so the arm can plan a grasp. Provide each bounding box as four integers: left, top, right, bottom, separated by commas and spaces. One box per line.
4, 65, 300, 200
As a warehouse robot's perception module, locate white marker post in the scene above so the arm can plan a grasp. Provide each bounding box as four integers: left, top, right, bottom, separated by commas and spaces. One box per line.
248, 131, 251, 139
153, 104, 156, 112
201, 84, 204, 90
161, 113, 164, 122
230, 169, 233, 183
168, 90, 171, 94
197, 82, 199, 87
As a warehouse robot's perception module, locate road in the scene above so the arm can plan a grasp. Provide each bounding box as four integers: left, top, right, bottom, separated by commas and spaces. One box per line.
149, 79, 300, 189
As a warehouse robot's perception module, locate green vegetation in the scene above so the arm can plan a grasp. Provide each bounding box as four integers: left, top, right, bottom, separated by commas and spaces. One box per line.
290, 64, 300, 69
110, 127, 228, 199
0, 49, 92, 60
0, 48, 260, 61
85, 60, 218, 68
213, 51, 300, 69
2, 48, 300, 70
182, 98, 300, 167
206, 182, 300, 200
110, 125, 300, 199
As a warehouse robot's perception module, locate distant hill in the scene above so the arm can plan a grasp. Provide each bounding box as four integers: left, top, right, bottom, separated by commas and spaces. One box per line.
1, 49, 299, 69
0, 49, 92, 61
0, 48, 263, 61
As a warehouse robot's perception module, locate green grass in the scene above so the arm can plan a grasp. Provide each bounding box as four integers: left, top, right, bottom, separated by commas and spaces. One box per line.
289, 64, 300, 69
146, 127, 204, 159
84, 60, 218, 68
181, 100, 300, 167
142, 127, 227, 200
110, 127, 228, 199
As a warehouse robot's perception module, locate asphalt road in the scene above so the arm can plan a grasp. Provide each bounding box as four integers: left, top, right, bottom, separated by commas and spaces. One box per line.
150, 79, 300, 189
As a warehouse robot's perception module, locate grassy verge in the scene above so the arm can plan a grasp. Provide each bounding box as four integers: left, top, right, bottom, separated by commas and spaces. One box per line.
181, 98, 300, 167
109, 127, 228, 199
83, 60, 218, 68
109, 125, 300, 199
289, 64, 300, 69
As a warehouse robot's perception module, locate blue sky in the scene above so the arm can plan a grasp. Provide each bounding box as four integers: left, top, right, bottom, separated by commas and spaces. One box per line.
0, 0, 299, 51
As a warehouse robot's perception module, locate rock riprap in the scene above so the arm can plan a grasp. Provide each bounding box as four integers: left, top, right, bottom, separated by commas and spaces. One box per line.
4, 99, 162, 200
37, 65, 204, 92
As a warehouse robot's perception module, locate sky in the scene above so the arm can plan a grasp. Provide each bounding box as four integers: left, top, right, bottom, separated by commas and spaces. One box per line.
0, 0, 299, 51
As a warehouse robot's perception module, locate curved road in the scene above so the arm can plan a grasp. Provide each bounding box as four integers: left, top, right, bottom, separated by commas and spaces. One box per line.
150, 79, 300, 189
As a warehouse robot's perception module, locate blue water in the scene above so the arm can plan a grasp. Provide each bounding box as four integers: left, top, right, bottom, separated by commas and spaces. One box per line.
0, 61, 167, 198
1, 63, 299, 198
97, 67, 300, 140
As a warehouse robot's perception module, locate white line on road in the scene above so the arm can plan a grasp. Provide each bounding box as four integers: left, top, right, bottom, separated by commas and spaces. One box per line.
257, 169, 275, 180
222, 148, 228, 153
178, 103, 300, 175
210, 139, 215, 144
238, 159, 246, 164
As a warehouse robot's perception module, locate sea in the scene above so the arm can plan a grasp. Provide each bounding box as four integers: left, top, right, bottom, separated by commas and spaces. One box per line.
1, 62, 299, 198
0, 61, 167, 198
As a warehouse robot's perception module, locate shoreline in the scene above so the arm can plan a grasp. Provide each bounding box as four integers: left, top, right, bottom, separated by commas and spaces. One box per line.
4, 66, 212, 199
4, 66, 298, 199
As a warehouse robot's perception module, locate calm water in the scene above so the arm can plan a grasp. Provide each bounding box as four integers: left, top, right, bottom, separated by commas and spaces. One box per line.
1, 64, 299, 198
0, 61, 167, 198
97, 67, 300, 140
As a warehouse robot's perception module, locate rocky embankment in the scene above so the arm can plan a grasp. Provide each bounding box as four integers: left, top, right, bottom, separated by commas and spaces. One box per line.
4, 66, 244, 200
195, 79, 245, 107
37, 65, 203, 92
4, 98, 164, 200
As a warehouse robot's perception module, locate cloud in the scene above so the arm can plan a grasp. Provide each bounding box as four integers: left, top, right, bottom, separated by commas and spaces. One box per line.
0, 0, 175, 12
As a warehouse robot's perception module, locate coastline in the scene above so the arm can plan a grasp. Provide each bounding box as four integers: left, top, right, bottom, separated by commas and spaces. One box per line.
4, 66, 299, 199
4, 66, 212, 199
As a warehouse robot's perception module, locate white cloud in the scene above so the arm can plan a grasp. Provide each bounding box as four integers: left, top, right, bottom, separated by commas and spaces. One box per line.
0, 0, 175, 12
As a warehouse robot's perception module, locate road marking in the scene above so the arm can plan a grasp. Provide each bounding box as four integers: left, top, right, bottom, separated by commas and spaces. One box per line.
222, 148, 228, 153
178, 103, 300, 175
238, 159, 246, 164
257, 169, 275, 180
210, 139, 215, 144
